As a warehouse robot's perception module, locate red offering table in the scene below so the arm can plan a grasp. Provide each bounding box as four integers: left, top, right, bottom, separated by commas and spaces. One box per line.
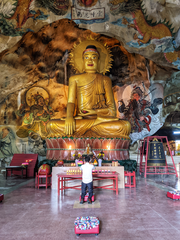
57, 171, 119, 195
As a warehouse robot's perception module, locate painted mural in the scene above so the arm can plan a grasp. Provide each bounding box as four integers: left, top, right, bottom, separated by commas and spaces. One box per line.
0, 127, 20, 159
1, 0, 180, 160
0, 0, 48, 36
35, 0, 70, 15
163, 71, 180, 126
16, 87, 53, 138
1, 0, 180, 71
72, 0, 108, 24
27, 132, 46, 156
109, 0, 180, 69
77, 0, 99, 7
116, 83, 163, 143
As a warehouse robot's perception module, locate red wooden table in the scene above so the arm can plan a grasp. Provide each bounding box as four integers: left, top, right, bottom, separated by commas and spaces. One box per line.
57, 172, 119, 195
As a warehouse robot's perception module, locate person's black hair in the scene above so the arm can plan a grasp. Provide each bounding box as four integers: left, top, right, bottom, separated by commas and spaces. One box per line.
85, 156, 90, 162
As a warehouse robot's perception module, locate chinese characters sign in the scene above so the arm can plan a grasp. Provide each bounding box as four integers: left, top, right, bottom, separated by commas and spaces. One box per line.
71, 7, 105, 20
147, 139, 166, 166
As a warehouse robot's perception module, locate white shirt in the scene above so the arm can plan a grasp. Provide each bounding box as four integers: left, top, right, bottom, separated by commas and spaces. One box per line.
80, 162, 95, 184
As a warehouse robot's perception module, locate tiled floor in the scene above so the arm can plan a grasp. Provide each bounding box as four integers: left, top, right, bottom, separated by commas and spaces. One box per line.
1, 169, 180, 240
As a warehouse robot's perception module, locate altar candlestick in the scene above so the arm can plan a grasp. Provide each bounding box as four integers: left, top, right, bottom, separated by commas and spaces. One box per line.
68, 145, 72, 160
107, 145, 110, 160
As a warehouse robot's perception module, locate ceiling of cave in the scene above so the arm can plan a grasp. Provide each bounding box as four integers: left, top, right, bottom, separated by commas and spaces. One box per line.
1, 0, 180, 141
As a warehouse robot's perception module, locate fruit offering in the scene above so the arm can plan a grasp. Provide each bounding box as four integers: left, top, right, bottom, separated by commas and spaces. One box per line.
57, 160, 64, 166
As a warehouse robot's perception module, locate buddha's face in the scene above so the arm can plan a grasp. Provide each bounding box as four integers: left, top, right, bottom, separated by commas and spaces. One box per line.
83, 51, 99, 73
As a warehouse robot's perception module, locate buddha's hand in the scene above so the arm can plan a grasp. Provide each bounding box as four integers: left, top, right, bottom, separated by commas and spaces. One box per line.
65, 117, 75, 135
79, 109, 97, 116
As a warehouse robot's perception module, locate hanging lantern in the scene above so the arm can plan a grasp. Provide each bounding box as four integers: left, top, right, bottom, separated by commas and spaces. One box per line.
147, 138, 166, 166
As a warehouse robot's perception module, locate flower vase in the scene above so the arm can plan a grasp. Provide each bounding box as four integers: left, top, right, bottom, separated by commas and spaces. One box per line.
75, 159, 79, 167
98, 159, 102, 167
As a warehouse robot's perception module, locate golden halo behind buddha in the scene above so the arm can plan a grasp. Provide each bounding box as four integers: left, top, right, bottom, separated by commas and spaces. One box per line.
69, 38, 113, 75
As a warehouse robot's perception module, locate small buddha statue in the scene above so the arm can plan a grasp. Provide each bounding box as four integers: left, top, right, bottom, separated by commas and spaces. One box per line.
82, 143, 93, 156
46, 39, 131, 138
86, 144, 90, 154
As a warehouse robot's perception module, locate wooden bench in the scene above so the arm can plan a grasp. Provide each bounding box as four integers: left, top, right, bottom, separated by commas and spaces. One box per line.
6, 154, 38, 178
6, 166, 28, 179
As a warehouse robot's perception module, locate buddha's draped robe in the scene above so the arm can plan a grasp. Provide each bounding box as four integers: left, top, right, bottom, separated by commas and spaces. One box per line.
46, 73, 131, 138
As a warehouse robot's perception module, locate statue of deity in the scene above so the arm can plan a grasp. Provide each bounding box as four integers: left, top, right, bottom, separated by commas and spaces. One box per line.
86, 144, 90, 154
47, 38, 131, 138
82, 143, 93, 156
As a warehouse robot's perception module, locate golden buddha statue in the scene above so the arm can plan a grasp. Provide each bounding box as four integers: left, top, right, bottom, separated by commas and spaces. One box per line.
47, 39, 131, 138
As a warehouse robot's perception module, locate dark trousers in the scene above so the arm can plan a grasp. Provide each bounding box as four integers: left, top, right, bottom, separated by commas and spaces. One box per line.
81, 181, 93, 200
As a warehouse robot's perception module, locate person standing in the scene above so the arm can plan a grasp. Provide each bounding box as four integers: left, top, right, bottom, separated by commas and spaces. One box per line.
80, 155, 95, 204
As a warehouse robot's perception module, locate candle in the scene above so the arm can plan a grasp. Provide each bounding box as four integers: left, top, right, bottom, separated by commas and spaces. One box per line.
107, 145, 110, 160
68, 145, 72, 160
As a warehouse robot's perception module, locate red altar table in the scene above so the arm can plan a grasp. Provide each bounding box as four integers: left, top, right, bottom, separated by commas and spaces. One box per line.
57, 172, 119, 195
